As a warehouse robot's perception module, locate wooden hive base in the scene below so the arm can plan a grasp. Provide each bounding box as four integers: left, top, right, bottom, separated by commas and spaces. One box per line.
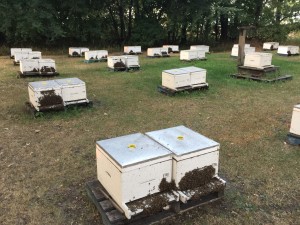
86, 179, 224, 225
18, 71, 59, 78
277, 53, 299, 57
84, 58, 107, 63
180, 57, 207, 62
158, 83, 209, 96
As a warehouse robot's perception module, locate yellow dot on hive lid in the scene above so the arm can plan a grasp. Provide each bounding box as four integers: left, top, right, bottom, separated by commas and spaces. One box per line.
42, 81, 47, 85
177, 136, 184, 141
128, 144, 136, 149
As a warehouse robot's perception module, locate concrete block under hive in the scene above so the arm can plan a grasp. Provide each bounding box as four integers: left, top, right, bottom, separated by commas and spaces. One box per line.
244, 52, 273, 69
124, 46, 142, 54
96, 133, 174, 219
146, 126, 224, 203
263, 42, 279, 50
190, 45, 210, 53
180, 50, 205, 61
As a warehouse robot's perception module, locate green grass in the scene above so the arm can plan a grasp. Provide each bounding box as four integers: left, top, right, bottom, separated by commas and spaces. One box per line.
0, 52, 299, 225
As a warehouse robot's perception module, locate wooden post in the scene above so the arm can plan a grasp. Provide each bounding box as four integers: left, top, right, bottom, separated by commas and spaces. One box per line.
237, 26, 255, 66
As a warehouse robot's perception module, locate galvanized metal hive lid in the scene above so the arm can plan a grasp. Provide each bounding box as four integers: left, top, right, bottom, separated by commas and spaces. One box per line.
163, 68, 187, 75
97, 133, 172, 168
180, 66, 206, 73
295, 104, 300, 109
55, 78, 84, 86
146, 125, 219, 156
29, 80, 61, 91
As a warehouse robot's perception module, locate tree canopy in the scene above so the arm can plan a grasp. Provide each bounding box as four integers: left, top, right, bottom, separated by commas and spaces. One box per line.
0, 0, 299, 47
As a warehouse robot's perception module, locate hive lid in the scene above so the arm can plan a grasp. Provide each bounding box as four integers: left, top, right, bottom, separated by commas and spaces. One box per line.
146, 126, 219, 157
29, 80, 61, 90
55, 78, 84, 86
97, 133, 172, 168
294, 104, 300, 109
163, 68, 187, 75
180, 66, 206, 73
38, 59, 55, 63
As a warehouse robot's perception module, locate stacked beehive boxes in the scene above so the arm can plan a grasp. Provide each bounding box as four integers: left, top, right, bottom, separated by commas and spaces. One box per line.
10, 48, 32, 59
147, 47, 169, 57
20, 59, 57, 75
277, 45, 299, 56
231, 44, 255, 57
107, 55, 140, 71
263, 42, 279, 50
69, 47, 89, 57
28, 78, 90, 112
180, 49, 206, 61
84, 50, 108, 62
96, 126, 225, 219
162, 66, 207, 90
14, 51, 42, 64
162, 45, 179, 53
243, 52, 273, 69
124, 46, 142, 54
190, 45, 210, 53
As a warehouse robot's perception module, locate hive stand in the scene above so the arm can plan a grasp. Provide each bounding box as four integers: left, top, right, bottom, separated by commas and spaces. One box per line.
157, 83, 209, 96
287, 133, 300, 145
230, 26, 292, 82
86, 179, 225, 225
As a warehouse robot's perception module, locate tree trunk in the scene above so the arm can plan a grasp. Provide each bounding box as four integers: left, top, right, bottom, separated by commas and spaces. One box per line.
220, 13, 228, 41
117, 0, 125, 43
127, 0, 133, 41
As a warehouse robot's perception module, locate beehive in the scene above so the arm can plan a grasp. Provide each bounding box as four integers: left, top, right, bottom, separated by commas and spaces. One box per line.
231, 46, 255, 57
162, 45, 179, 53
10, 48, 32, 58
124, 46, 142, 54
181, 66, 206, 85
123, 55, 140, 69
38, 59, 56, 73
290, 104, 300, 136
180, 50, 205, 61
28, 51, 42, 59
263, 42, 279, 50
85, 50, 108, 60
55, 78, 87, 104
244, 52, 272, 68
28, 80, 63, 111
277, 45, 299, 55
20, 59, 39, 74
14, 52, 30, 63
190, 45, 210, 53
146, 126, 220, 188
147, 48, 169, 57
96, 133, 173, 217
107, 56, 126, 70
162, 68, 190, 90
233, 44, 250, 48
69, 47, 89, 56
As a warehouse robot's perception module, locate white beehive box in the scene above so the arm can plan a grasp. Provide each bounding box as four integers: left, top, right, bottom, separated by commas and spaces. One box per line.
14, 52, 30, 63
124, 46, 142, 54
290, 104, 300, 136
55, 78, 87, 104
147, 47, 169, 57
123, 55, 140, 68
38, 59, 56, 73
96, 133, 173, 218
85, 50, 108, 60
28, 51, 42, 59
107, 56, 126, 69
20, 59, 39, 73
162, 68, 190, 90
162, 45, 179, 52
181, 66, 206, 85
263, 42, 279, 50
28, 80, 63, 111
233, 44, 251, 48
180, 50, 205, 61
190, 45, 210, 53
146, 125, 220, 188
244, 52, 272, 68
231, 46, 255, 57
11, 48, 32, 58
69, 47, 89, 56
277, 45, 299, 55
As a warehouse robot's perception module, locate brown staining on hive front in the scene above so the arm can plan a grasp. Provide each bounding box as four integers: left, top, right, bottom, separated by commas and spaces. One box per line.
38, 90, 63, 108
114, 61, 126, 69
159, 178, 176, 192
40, 66, 56, 73
178, 166, 215, 191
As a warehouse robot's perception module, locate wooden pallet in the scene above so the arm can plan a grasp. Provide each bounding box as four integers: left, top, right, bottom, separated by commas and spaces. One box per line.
180, 58, 207, 62
158, 84, 209, 96
24, 100, 93, 117
229, 73, 293, 83
17, 71, 59, 78
86, 179, 224, 225
287, 133, 300, 145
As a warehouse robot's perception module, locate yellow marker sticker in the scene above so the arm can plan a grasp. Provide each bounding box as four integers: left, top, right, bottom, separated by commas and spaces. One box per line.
177, 136, 184, 141
128, 144, 136, 149
42, 81, 47, 85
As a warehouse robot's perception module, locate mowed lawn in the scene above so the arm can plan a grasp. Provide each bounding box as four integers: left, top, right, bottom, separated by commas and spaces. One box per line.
0, 52, 299, 225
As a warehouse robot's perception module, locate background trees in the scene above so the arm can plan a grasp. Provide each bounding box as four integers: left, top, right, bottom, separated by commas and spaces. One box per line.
0, 0, 299, 47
